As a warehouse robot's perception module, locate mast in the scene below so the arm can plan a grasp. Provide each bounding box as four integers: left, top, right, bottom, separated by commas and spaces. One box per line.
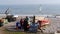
5, 8, 9, 15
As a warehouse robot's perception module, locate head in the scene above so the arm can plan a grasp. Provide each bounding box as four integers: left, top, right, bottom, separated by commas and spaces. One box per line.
26, 16, 28, 18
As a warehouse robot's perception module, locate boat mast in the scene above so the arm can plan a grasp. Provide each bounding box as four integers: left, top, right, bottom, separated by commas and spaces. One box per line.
5, 8, 9, 15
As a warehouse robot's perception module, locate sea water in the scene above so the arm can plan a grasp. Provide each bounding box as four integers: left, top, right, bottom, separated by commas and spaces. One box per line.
0, 4, 60, 15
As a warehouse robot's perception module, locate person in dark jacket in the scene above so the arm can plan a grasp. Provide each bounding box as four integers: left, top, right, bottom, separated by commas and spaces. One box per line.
20, 19, 24, 29
23, 16, 29, 31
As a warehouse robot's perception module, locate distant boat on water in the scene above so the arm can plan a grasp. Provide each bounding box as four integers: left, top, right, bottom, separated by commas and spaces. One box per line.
40, 7, 42, 12
38, 6, 56, 18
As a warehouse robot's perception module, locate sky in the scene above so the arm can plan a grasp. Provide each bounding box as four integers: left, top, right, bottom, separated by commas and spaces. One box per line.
0, 0, 60, 5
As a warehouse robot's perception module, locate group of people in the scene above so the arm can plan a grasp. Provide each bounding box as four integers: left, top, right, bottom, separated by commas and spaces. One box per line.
16, 16, 43, 32
16, 16, 29, 31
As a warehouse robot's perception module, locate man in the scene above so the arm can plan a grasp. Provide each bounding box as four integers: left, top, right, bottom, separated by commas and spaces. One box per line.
23, 16, 29, 31
29, 16, 39, 33
20, 19, 24, 29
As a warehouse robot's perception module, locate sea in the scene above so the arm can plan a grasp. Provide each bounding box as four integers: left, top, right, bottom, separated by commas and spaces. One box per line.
0, 4, 60, 15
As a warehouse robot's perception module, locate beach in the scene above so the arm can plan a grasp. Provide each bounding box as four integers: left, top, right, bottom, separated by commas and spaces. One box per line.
0, 14, 60, 34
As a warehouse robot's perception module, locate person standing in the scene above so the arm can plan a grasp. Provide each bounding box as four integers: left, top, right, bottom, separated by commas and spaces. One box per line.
23, 16, 29, 31
29, 16, 39, 32
20, 19, 24, 29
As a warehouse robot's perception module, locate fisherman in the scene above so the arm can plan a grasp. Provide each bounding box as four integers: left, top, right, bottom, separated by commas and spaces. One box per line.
23, 16, 29, 31
29, 16, 39, 32
20, 18, 24, 29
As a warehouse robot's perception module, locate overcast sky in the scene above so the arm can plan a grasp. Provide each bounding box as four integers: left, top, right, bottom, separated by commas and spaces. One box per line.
0, 0, 60, 5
